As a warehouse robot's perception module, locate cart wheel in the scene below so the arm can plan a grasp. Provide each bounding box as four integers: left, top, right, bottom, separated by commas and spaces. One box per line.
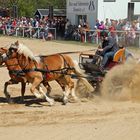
75, 79, 94, 98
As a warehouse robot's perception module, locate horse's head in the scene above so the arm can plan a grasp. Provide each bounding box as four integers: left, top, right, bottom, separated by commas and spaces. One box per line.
6, 41, 19, 59
7, 40, 37, 64
0, 44, 18, 65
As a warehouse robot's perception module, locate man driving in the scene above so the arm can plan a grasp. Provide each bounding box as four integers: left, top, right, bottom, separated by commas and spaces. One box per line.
96, 30, 119, 71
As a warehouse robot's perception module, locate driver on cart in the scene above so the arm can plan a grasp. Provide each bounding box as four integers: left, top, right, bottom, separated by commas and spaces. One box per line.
95, 30, 119, 72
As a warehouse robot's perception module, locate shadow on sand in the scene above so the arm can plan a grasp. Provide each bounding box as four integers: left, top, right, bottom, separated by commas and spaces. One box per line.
0, 95, 63, 107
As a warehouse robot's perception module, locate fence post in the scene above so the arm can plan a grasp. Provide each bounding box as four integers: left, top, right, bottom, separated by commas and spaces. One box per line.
139, 31, 140, 48
96, 30, 99, 44
54, 28, 56, 39
37, 28, 40, 38
16, 28, 18, 36
22, 27, 25, 37
5, 25, 8, 35
30, 28, 32, 38
84, 31, 86, 43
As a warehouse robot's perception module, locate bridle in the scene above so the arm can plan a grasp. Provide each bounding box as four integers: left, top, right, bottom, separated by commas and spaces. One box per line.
6, 47, 38, 72
0, 51, 20, 68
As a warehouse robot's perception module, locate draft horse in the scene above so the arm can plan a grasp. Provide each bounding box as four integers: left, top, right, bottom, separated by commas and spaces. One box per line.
0, 47, 52, 103
5, 41, 93, 106
0, 47, 26, 103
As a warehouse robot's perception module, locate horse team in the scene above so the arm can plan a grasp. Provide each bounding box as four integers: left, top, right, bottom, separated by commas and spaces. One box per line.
0, 41, 94, 106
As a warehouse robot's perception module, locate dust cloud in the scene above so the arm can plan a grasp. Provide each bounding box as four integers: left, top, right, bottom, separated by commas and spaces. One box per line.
101, 59, 140, 102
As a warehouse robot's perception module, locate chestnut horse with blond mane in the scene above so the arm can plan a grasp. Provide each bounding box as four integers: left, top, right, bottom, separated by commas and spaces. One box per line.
0, 47, 27, 103
0, 47, 55, 103
5, 41, 93, 106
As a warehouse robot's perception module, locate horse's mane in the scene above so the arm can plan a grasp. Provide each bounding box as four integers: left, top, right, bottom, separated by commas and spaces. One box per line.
16, 43, 38, 62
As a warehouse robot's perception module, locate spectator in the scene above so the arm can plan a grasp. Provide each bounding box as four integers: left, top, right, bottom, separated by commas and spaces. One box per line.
105, 18, 111, 30
95, 19, 101, 29
98, 21, 105, 30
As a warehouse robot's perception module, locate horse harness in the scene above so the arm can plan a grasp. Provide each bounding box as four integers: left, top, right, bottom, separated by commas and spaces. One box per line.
2, 50, 75, 78
39, 54, 75, 78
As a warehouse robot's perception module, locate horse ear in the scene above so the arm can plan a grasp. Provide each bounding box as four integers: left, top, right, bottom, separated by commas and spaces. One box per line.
15, 41, 19, 46
1, 47, 7, 51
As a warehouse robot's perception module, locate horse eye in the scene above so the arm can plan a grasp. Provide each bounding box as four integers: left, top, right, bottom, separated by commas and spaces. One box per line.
9, 48, 12, 51
9, 48, 13, 52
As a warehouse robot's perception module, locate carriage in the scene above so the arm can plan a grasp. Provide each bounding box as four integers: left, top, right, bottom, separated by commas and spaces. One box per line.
78, 47, 126, 91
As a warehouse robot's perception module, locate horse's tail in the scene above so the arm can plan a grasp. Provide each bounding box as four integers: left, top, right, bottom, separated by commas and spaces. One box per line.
73, 60, 94, 97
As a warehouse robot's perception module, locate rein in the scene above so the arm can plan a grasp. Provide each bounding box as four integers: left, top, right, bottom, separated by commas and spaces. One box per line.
7, 67, 73, 74
39, 48, 96, 57
7, 67, 93, 79
57, 48, 96, 55
1, 47, 96, 78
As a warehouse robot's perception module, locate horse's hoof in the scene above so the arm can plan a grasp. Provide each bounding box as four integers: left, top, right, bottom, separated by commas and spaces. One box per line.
48, 99, 54, 106
62, 99, 68, 105
19, 98, 24, 104
7, 99, 14, 104
69, 98, 78, 103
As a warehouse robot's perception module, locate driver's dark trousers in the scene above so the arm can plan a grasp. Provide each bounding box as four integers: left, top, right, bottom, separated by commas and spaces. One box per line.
101, 51, 115, 68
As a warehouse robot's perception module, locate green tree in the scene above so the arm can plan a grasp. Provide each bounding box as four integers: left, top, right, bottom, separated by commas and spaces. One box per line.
18, 0, 66, 17
0, 0, 66, 17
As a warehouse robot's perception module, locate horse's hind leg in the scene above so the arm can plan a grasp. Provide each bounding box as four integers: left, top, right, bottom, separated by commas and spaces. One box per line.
70, 86, 78, 100
42, 81, 52, 96
64, 77, 78, 103
55, 78, 69, 105
67, 78, 78, 101
62, 85, 78, 105
58, 76, 77, 105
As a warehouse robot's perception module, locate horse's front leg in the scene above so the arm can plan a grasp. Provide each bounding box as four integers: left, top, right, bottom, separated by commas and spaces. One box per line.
20, 82, 26, 103
4, 80, 15, 103
42, 81, 52, 96
30, 78, 54, 106
38, 85, 54, 106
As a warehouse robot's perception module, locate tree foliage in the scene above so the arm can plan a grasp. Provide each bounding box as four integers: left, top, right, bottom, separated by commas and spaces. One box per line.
0, 0, 66, 17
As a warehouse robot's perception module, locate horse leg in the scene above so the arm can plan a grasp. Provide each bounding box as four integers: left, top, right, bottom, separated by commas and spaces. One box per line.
20, 82, 26, 103
56, 79, 65, 91
70, 87, 78, 101
4, 80, 16, 103
43, 79, 71, 105
62, 85, 71, 105
30, 78, 54, 106
42, 81, 52, 96
55, 79, 69, 105
65, 76, 78, 102
56, 76, 78, 104
56, 76, 75, 105
38, 85, 54, 106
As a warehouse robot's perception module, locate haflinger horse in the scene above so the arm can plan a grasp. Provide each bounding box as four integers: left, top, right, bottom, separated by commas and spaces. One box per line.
0, 47, 71, 105
0, 47, 52, 103
0, 47, 26, 103
5, 41, 94, 106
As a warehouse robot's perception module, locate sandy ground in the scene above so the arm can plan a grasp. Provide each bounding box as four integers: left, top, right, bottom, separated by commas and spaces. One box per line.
0, 36, 140, 140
